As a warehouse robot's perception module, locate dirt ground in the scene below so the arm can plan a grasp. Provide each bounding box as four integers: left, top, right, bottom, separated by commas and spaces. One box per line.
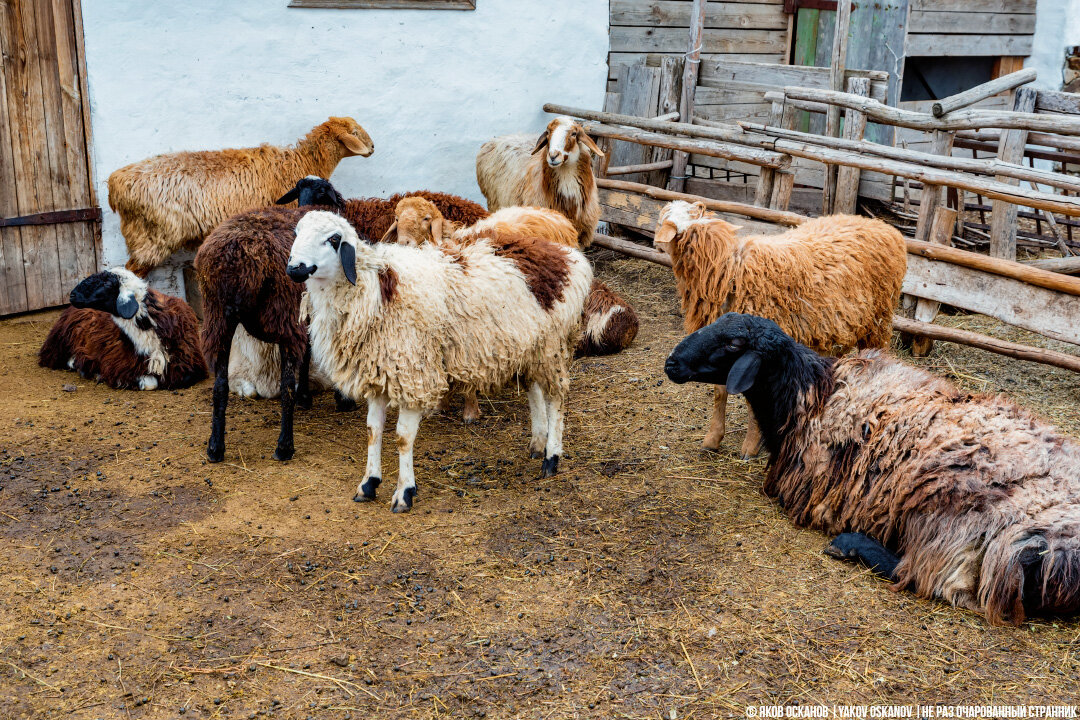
1, 252, 1079, 720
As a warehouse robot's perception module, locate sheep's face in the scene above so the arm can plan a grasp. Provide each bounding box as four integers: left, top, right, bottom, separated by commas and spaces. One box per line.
382, 197, 444, 247
276, 176, 346, 209
326, 116, 374, 158
665, 313, 777, 394
532, 116, 604, 169
69, 268, 144, 320
289, 211, 367, 287
654, 200, 707, 254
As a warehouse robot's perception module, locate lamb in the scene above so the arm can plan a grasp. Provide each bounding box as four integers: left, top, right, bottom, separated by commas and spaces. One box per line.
476, 116, 603, 248
287, 210, 592, 512
653, 200, 907, 457
108, 117, 374, 276
39, 268, 207, 391
196, 178, 493, 464
665, 313, 1080, 626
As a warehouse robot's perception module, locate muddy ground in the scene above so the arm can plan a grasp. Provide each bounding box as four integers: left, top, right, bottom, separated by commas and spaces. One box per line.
1, 252, 1079, 719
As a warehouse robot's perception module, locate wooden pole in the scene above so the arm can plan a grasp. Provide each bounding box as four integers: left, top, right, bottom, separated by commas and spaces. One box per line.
931, 68, 1037, 117
582, 122, 789, 169
668, 0, 707, 193
592, 233, 672, 267
892, 316, 1080, 374
1025, 256, 1080, 274
834, 76, 869, 214
911, 207, 959, 357
823, 0, 852, 214
906, 237, 1080, 296
990, 87, 1038, 260
606, 159, 675, 176
597, 177, 809, 226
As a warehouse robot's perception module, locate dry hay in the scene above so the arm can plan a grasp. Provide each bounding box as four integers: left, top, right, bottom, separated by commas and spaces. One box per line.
0, 250, 1078, 719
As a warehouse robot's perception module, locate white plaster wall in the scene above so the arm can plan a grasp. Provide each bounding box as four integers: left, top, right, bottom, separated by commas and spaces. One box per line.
1027, 0, 1080, 91
81, 0, 609, 294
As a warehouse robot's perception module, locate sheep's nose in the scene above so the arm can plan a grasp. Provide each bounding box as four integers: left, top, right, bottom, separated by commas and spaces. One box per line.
547, 153, 564, 167
286, 263, 316, 283
663, 357, 689, 384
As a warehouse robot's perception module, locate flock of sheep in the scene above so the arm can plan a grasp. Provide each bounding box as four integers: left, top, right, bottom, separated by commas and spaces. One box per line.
35, 114, 1080, 627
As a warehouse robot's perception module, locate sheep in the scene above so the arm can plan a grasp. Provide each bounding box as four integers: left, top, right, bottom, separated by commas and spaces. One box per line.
665, 313, 1080, 626
384, 196, 639, 401
476, 116, 603, 248
197, 178, 492, 463
39, 268, 207, 391
108, 117, 374, 276
287, 210, 592, 512
653, 200, 907, 458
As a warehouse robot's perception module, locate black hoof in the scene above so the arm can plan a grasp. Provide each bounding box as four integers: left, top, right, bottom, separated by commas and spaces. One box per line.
529, 449, 544, 459
540, 454, 560, 478
273, 445, 294, 462
207, 444, 224, 463
296, 393, 313, 411
392, 486, 416, 513
335, 390, 357, 413
355, 476, 381, 501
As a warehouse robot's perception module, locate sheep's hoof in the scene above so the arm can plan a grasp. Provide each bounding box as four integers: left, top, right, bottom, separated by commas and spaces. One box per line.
540, 455, 560, 478
296, 392, 314, 411
335, 391, 357, 412
355, 476, 381, 501
391, 486, 416, 513
273, 445, 294, 462
207, 444, 225, 464
701, 435, 723, 452
529, 449, 544, 459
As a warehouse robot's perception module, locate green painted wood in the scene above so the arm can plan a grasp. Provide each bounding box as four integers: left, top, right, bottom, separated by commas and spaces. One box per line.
792, 8, 819, 133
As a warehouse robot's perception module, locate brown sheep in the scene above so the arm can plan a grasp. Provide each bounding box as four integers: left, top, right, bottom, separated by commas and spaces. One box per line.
654, 200, 907, 457
666, 313, 1080, 626
109, 117, 374, 276
476, 116, 603, 248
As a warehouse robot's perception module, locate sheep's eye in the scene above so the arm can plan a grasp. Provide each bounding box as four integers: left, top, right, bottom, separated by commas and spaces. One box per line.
423, 216, 431, 222
327, 233, 342, 250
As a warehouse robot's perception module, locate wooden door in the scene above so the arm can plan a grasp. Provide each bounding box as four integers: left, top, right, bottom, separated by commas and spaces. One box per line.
0, 0, 99, 316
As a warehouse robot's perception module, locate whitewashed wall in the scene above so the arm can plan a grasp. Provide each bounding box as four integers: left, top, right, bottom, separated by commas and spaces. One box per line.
82, 1, 609, 293
1028, 0, 1080, 92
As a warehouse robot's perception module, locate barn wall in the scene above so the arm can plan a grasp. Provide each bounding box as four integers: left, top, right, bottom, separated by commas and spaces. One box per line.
80, 0, 609, 293
1026, 0, 1080, 92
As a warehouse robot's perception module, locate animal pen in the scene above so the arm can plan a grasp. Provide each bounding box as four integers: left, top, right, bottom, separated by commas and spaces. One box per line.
568, 0, 1080, 376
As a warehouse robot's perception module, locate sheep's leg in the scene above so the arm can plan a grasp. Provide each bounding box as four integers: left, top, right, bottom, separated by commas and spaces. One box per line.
739, 402, 764, 460
207, 321, 237, 463
527, 382, 548, 458
273, 348, 299, 461
702, 386, 728, 450
354, 395, 388, 502
335, 390, 358, 412
824, 533, 900, 580
296, 343, 313, 411
540, 393, 564, 478
462, 390, 481, 424
390, 407, 423, 513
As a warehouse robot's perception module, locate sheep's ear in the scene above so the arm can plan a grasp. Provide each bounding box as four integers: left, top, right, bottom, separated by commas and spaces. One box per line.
116, 293, 139, 319
329, 186, 346, 209
726, 351, 761, 395
276, 187, 300, 205
578, 130, 605, 158
531, 130, 550, 155
339, 241, 357, 285
339, 133, 371, 156
430, 216, 444, 244
692, 201, 707, 217
380, 221, 398, 244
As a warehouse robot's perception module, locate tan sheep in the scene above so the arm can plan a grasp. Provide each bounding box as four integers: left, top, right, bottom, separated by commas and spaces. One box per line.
654, 200, 907, 457
108, 117, 374, 276
476, 116, 602, 248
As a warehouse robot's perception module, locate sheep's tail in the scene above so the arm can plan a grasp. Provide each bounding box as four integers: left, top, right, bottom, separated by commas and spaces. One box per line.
195, 272, 235, 375
979, 517, 1080, 625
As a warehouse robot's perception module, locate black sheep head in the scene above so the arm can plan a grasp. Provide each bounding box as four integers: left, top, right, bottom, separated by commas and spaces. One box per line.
664, 313, 792, 393
276, 176, 346, 209
69, 269, 140, 319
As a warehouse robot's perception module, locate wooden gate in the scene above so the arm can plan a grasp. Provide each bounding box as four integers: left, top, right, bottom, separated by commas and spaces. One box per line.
0, 0, 98, 316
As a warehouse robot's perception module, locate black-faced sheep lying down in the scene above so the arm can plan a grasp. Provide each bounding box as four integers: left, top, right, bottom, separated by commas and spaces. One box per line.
287, 210, 592, 513
665, 313, 1080, 626
39, 268, 207, 391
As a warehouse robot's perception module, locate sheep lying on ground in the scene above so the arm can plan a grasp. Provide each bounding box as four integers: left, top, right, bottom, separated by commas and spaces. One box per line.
109, 117, 374, 276
476, 116, 602, 248
39, 268, 207, 390
287, 210, 592, 512
654, 200, 906, 457
665, 313, 1080, 626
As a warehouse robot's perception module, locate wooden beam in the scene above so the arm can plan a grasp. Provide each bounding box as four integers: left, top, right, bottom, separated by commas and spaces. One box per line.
822, 0, 852, 213
0, 207, 101, 228
605, 159, 675, 176
597, 177, 809, 226
833, 76, 869, 214
1025, 256, 1080, 275
931, 68, 1037, 117
668, 0, 706, 193
592, 233, 671, 267
892, 316, 1080, 374
906, 237, 1080, 296
582, 121, 790, 169
990, 86, 1037, 260
911, 207, 959, 357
